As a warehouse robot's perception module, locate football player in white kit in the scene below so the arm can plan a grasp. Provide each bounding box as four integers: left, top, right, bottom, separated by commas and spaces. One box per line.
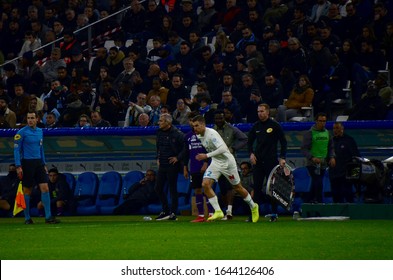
191, 115, 259, 223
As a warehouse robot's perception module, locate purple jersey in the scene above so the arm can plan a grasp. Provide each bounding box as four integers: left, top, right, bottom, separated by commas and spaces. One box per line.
185, 131, 208, 173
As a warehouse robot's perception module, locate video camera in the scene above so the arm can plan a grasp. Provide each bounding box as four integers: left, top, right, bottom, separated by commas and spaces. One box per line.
346, 156, 393, 203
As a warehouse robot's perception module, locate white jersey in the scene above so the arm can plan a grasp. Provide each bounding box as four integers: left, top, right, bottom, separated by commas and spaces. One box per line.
197, 128, 240, 184
197, 127, 236, 165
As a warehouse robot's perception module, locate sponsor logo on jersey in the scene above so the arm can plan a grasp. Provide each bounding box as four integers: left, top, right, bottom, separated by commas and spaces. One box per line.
267, 128, 273, 133
14, 134, 21, 140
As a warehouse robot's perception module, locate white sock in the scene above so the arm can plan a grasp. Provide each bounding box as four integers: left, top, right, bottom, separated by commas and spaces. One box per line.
227, 205, 233, 214
243, 194, 256, 209
208, 196, 221, 211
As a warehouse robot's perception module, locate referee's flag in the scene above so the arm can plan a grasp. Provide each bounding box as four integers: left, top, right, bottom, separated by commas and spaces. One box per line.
13, 182, 26, 216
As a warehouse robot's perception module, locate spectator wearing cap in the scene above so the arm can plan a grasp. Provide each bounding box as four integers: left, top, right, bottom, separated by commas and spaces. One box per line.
262, 0, 289, 27
157, 43, 175, 71
167, 31, 184, 57
41, 48, 66, 82
260, 26, 277, 56
0, 96, 17, 128
68, 47, 89, 75
175, 41, 198, 87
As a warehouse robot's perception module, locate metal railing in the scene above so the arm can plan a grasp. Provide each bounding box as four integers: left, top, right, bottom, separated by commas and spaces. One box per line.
0, 3, 132, 68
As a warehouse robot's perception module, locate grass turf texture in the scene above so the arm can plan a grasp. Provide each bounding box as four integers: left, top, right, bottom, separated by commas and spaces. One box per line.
1, 215, 392, 260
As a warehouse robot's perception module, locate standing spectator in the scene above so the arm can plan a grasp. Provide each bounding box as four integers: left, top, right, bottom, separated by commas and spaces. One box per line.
155, 113, 185, 221
247, 103, 287, 221
217, 90, 242, 123
14, 111, 60, 224
330, 122, 360, 203
301, 112, 336, 203
213, 110, 248, 220
190, 115, 259, 222
89, 48, 108, 83
124, 92, 152, 127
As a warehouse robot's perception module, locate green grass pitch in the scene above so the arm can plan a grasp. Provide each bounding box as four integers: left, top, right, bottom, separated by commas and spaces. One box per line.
1, 215, 393, 260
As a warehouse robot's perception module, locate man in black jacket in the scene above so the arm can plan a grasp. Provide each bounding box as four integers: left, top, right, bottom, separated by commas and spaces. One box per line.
330, 122, 360, 203
113, 170, 158, 215
155, 113, 185, 221
247, 104, 287, 221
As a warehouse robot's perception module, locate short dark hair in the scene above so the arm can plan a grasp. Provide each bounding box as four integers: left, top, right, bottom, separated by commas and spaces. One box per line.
191, 115, 206, 124
48, 168, 59, 174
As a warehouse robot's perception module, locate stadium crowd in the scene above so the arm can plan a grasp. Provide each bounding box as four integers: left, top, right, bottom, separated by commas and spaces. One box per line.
0, 0, 393, 129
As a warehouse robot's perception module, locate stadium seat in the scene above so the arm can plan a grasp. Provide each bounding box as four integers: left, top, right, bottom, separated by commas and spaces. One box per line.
104, 40, 115, 50
74, 172, 99, 215
177, 174, 191, 213
322, 169, 333, 203
146, 173, 188, 215
62, 173, 76, 194
120, 171, 144, 204
292, 167, 312, 210
96, 171, 123, 215
120, 170, 145, 213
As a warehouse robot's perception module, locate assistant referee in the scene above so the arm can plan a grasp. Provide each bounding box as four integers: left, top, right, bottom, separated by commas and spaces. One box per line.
14, 111, 60, 224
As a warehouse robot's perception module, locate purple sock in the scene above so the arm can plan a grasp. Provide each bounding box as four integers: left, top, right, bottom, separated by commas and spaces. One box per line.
195, 194, 204, 216
57, 207, 64, 215
38, 208, 45, 217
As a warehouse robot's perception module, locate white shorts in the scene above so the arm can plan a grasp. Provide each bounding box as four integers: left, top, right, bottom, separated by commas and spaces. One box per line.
203, 160, 240, 185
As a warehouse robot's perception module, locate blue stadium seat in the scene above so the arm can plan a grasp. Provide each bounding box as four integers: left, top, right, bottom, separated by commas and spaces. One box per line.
96, 171, 123, 215
177, 174, 191, 213
62, 173, 76, 194
292, 167, 312, 211
146, 173, 189, 215
74, 172, 99, 215
120, 170, 145, 213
